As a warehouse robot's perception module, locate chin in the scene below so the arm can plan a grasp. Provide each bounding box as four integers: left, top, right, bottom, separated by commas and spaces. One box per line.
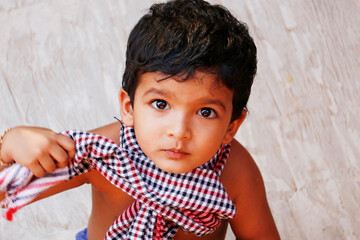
154, 162, 191, 174
158, 166, 188, 174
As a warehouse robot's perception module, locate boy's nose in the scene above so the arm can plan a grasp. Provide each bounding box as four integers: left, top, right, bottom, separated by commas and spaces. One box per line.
167, 115, 192, 140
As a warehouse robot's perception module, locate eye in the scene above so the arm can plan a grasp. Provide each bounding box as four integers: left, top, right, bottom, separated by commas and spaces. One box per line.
198, 108, 217, 118
151, 100, 169, 110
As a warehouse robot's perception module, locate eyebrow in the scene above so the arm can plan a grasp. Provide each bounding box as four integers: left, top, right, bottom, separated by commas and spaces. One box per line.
202, 99, 227, 111
143, 88, 172, 97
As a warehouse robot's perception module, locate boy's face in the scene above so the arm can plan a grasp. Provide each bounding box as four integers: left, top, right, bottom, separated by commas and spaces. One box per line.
119, 71, 245, 173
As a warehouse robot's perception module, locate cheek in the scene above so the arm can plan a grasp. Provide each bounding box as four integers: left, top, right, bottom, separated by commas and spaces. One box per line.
193, 126, 226, 153
133, 118, 161, 150
195, 121, 228, 142
133, 128, 151, 156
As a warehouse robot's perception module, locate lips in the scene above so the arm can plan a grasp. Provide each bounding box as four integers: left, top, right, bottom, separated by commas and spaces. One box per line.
163, 148, 189, 159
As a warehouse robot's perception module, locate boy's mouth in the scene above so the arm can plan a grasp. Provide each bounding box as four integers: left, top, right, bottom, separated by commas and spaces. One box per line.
163, 148, 189, 159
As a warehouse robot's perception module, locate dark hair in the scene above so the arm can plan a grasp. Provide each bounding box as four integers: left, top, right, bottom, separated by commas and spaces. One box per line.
122, 0, 257, 121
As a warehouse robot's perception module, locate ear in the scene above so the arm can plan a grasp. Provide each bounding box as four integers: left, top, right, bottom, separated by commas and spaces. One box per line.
119, 88, 134, 127
222, 110, 247, 144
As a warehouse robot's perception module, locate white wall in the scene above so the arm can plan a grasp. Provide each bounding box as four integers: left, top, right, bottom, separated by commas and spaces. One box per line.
0, 0, 359, 239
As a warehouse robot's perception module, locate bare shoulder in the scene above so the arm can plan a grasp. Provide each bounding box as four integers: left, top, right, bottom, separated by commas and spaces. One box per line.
221, 139, 265, 208
89, 122, 122, 145
221, 139, 280, 239
221, 139, 261, 193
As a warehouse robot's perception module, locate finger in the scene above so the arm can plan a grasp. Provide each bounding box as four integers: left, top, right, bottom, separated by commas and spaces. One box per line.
28, 162, 46, 178
55, 134, 75, 159
38, 155, 57, 173
49, 144, 70, 168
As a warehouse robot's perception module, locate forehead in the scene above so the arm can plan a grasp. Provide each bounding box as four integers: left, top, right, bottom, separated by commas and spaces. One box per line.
138, 71, 231, 92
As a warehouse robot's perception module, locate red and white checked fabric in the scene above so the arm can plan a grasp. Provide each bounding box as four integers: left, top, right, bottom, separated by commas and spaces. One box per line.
0, 124, 236, 239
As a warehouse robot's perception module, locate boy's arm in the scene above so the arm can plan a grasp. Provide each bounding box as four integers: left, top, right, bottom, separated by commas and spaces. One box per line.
223, 140, 280, 240
0, 126, 90, 205
0, 170, 91, 206
1, 122, 122, 204
0, 122, 122, 174
28, 172, 90, 203
25, 122, 122, 203
0, 127, 75, 176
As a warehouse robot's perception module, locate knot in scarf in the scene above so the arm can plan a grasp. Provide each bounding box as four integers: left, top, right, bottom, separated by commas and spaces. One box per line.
1, 124, 236, 239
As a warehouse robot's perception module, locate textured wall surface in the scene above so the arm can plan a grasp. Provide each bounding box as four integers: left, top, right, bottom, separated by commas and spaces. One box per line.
0, 0, 359, 239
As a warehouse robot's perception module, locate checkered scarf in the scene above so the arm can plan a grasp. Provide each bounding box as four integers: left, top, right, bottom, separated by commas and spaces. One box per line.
1, 124, 236, 239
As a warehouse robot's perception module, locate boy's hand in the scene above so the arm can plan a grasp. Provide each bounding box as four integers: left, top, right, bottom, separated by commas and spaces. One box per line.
1, 127, 75, 177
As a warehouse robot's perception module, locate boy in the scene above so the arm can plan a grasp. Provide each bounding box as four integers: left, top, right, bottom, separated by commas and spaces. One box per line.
0, 0, 280, 239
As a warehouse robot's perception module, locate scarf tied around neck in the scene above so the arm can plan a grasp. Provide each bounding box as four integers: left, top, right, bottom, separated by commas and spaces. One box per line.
0, 124, 236, 239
